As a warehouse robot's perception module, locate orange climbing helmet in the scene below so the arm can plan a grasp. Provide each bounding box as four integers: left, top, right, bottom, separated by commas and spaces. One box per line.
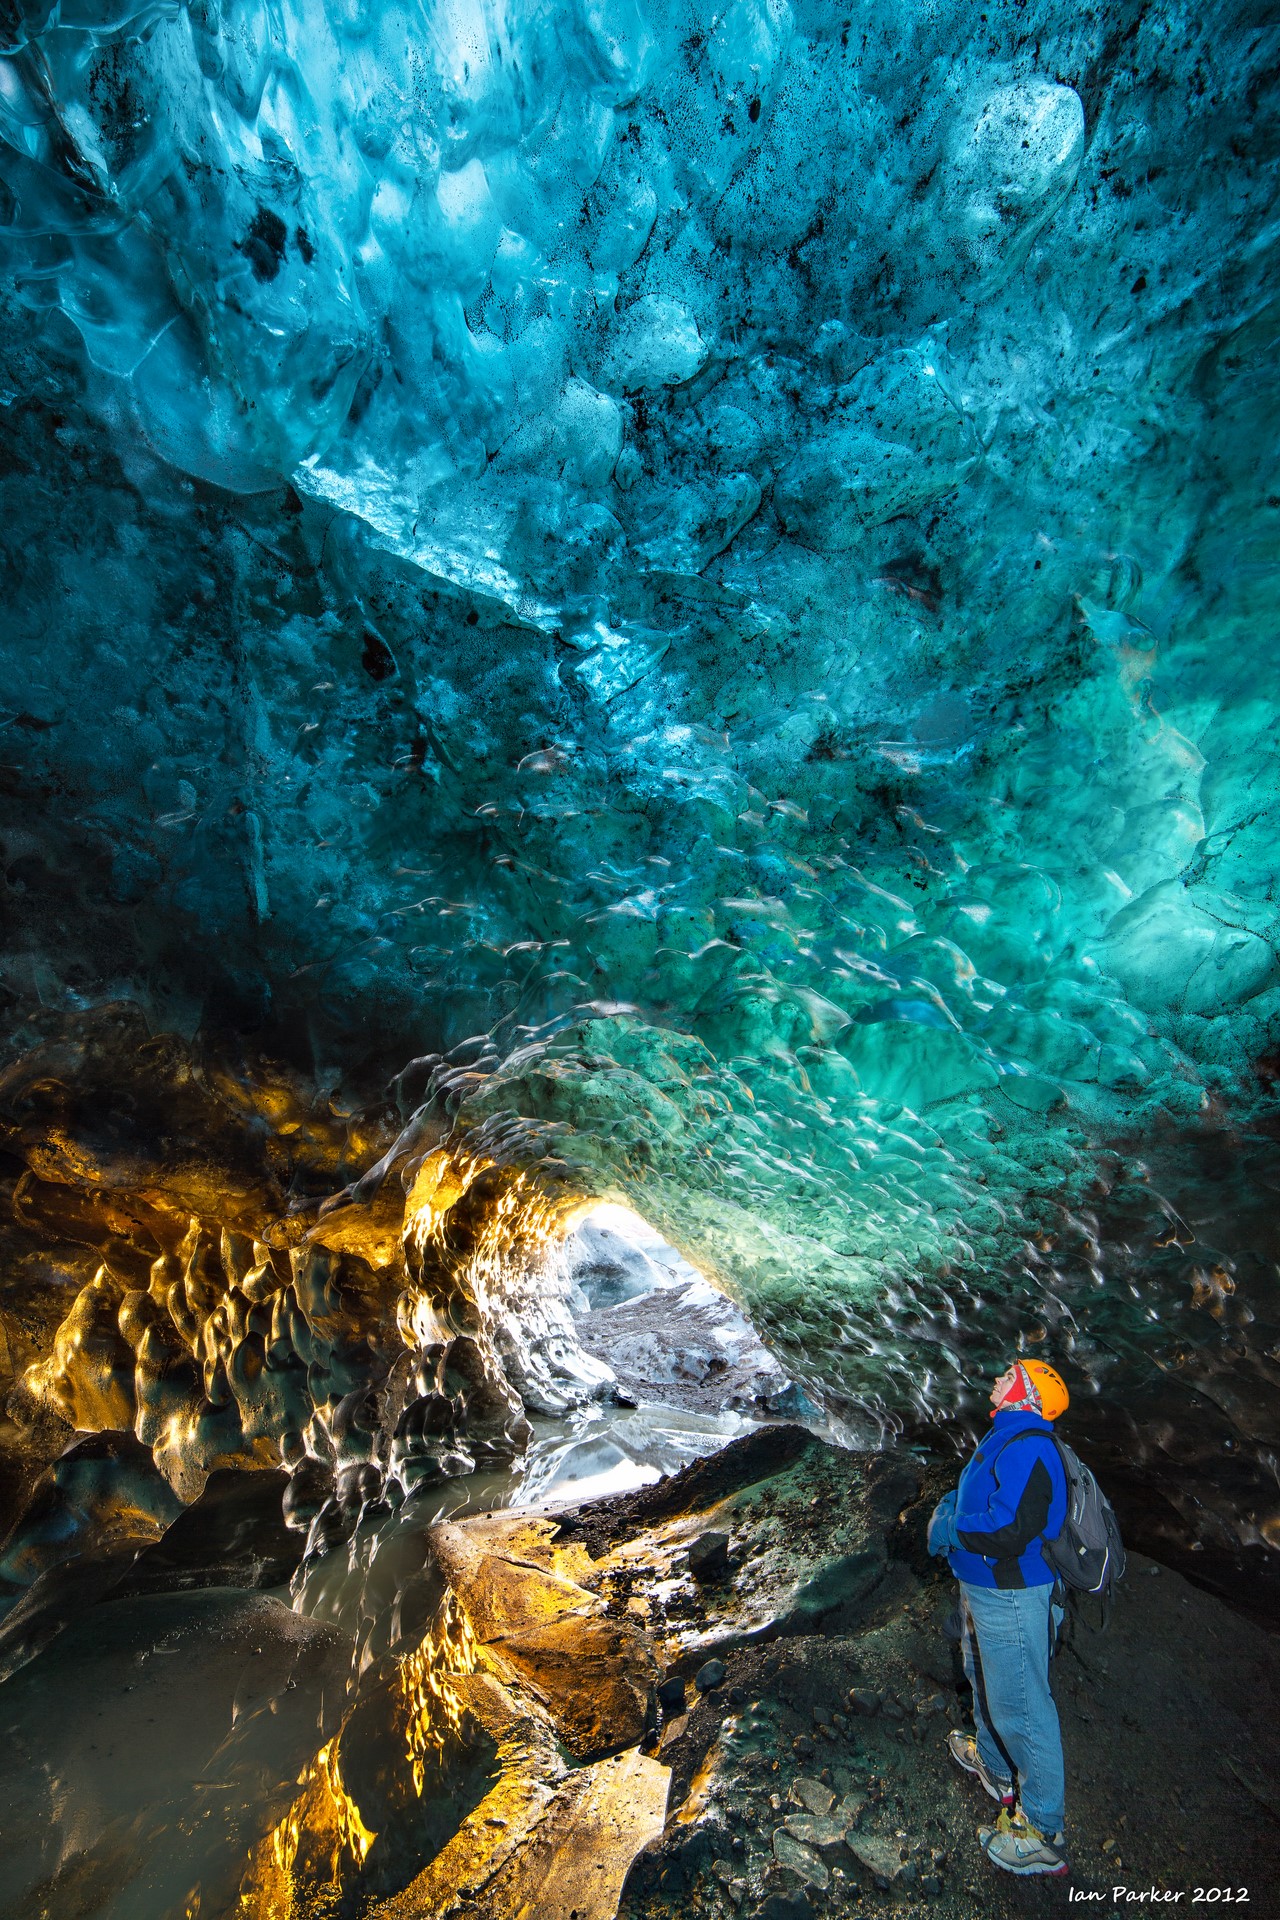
1010, 1358, 1070, 1421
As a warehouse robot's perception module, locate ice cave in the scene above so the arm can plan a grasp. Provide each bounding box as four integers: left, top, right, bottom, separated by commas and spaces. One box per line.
0, 0, 1278, 1911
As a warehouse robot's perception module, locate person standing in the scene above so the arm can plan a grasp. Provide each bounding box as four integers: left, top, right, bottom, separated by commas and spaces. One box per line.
927, 1358, 1071, 1877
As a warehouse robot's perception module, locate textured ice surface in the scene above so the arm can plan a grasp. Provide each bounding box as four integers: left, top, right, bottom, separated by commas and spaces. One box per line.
1, 0, 1279, 1559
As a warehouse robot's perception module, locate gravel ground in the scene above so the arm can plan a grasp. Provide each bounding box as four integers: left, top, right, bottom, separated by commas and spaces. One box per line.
574, 1436, 1280, 1920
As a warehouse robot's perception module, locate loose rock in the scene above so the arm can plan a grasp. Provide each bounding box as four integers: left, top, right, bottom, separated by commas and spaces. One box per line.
788, 1775, 834, 1815
658, 1673, 687, 1713
772, 1828, 830, 1888
847, 1832, 909, 1886
687, 1531, 731, 1582
783, 1813, 849, 1857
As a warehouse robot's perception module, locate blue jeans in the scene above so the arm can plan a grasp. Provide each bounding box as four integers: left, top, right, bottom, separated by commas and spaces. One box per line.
959, 1580, 1066, 1835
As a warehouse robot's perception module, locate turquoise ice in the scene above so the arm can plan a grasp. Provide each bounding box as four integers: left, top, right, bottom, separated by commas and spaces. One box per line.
0, 0, 1277, 1483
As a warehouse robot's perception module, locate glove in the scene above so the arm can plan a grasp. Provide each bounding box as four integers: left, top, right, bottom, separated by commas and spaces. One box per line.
927, 1490, 959, 1558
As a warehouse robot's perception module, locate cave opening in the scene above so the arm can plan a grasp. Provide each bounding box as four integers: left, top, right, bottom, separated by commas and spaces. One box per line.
528, 1200, 804, 1506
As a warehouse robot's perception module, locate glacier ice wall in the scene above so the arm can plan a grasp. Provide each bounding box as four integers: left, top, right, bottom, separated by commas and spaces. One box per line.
1, 0, 1279, 1580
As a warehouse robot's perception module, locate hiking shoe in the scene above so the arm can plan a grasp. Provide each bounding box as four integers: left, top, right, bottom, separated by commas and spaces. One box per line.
947, 1730, 1015, 1806
978, 1807, 1069, 1877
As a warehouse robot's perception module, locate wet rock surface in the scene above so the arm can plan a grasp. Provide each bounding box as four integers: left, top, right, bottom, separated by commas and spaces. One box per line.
427, 1509, 661, 1762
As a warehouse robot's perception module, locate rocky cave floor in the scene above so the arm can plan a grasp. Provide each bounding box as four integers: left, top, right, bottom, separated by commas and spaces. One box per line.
584, 1430, 1280, 1920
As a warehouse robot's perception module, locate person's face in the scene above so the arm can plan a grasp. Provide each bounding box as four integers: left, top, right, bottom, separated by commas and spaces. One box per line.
991, 1364, 1019, 1409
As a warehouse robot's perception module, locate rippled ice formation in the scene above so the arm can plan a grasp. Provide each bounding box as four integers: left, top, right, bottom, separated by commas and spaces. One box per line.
1, 0, 1278, 1523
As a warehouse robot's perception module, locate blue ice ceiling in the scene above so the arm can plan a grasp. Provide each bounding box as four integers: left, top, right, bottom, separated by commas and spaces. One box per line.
1, 0, 1279, 1451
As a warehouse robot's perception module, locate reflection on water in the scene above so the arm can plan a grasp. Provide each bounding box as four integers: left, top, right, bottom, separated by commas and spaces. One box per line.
292, 1396, 759, 1660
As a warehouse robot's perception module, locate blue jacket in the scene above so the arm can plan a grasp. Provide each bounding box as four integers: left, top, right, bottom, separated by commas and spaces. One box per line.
946, 1409, 1068, 1590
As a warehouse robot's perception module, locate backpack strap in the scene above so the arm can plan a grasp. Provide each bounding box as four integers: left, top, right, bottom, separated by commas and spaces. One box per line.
975, 1427, 1068, 1542
982, 1426, 1066, 1481
981, 1434, 1120, 1627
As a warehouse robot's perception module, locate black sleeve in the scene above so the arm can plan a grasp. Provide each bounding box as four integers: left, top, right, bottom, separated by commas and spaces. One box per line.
956, 1457, 1054, 1558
